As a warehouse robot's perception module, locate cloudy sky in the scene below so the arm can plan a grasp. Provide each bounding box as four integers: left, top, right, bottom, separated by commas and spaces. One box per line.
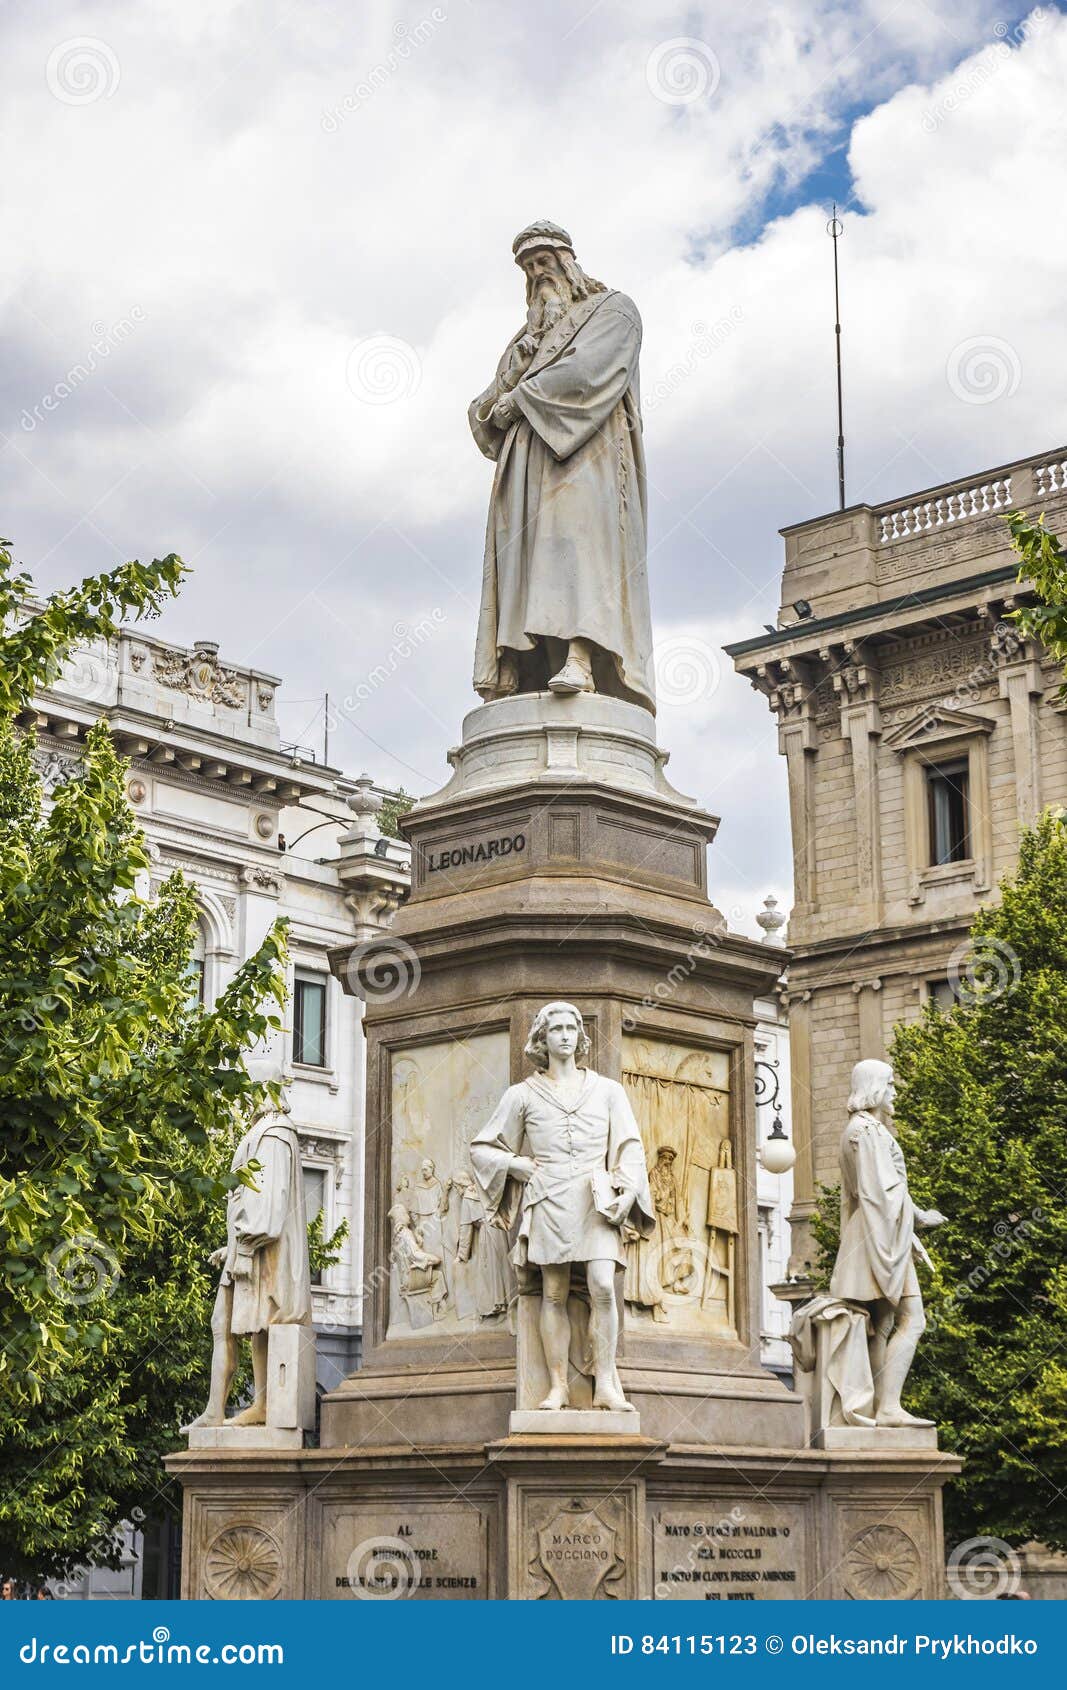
3, 0, 1063, 934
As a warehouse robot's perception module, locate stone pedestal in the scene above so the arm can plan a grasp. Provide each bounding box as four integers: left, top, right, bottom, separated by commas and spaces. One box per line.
169, 691, 960, 1598
168, 1438, 958, 1599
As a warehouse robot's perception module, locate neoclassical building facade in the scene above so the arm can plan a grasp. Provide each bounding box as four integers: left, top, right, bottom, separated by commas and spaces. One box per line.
34, 625, 409, 1389
727, 445, 1067, 1278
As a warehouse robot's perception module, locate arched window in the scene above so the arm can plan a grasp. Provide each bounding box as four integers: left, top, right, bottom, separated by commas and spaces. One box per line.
186, 921, 206, 1009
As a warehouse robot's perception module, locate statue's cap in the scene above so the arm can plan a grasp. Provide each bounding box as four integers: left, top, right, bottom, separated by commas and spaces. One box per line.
512, 220, 574, 264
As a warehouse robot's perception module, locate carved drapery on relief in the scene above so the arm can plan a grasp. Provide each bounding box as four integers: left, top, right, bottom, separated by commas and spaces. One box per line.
386, 1032, 514, 1339
621, 1037, 734, 1337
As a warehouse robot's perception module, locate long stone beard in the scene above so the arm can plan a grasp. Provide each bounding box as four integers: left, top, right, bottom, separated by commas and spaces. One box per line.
527, 279, 573, 339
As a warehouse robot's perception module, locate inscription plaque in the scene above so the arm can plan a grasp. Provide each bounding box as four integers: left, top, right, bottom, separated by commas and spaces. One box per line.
324, 1504, 488, 1600
652, 1501, 807, 1599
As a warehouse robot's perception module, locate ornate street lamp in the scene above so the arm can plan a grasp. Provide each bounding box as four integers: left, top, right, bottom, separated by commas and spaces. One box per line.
755, 1058, 796, 1175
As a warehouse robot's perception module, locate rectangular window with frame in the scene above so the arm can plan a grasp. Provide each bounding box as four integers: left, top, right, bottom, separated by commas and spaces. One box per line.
925, 758, 970, 866
293, 971, 328, 1067
303, 1166, 327, 1288
926, 976, 958, 1012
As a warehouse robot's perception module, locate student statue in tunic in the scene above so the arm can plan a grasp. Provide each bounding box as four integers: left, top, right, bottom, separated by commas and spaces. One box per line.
188, 1096, 312, 1428
470, 1002, 655, 1412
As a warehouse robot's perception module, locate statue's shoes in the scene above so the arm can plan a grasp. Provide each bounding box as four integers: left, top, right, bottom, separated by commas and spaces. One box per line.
547, 658, 594, 695
538, 1389, 570, 1410
592, 1389, 630, 1412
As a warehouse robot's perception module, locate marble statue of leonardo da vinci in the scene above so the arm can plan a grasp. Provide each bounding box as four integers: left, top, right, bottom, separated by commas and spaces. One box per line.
468, 221, 655, 711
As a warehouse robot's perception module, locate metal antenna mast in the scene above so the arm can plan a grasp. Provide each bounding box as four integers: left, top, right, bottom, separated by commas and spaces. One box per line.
827, 203, 846, 510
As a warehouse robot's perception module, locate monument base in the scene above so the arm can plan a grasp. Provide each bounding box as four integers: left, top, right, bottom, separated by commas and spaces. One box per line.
167, 1436, 960, 1600
509, 1408, 640, 1436
816, 1425, 939, 1452
185, 1425, 306, 1451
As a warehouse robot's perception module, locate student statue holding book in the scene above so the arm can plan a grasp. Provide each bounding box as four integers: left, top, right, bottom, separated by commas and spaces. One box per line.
470, 1002, 655, 1412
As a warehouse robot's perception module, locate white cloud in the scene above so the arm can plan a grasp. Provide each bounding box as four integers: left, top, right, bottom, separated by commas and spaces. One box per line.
3, 1, 1062, 936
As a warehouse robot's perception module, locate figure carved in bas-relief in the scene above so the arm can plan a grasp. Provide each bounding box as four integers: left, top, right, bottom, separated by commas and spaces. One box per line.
187, 1097, 312, 1428
791, 1059, 945, 1431
623, 1146, 692, 1320
452, 1170, 513, 1319
388, 1201, 448, 1324
471, 1002, 655, 1412
469, 222, 655, 709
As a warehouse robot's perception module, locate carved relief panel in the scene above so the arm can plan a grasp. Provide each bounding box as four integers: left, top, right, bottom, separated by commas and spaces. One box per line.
621, 1037, 735, 1338
386, 1031, 514, 1339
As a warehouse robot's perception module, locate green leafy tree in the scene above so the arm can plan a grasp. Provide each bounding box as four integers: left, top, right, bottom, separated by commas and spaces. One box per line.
0, 540, 290, 1580
377, 787, 414, 838
1007, 512, 1067, 695
814, 812, 1067, 1548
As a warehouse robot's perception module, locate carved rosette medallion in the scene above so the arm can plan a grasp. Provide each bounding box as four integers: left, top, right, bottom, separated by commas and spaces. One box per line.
844, 1523, 921, 1600
203, 1523, 283, 1600
530, 1499, 626, 1600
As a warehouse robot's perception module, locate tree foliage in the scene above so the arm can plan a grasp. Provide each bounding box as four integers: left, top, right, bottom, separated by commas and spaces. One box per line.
1007, 511, 1067, 696
0, 539, 290, 1579
817, 812, 1067, 1549
377, 787, 414, 839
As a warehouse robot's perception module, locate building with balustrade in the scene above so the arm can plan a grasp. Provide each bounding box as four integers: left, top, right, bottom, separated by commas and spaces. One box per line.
726, 445, 1067, 1280
31, 626, 409, 1597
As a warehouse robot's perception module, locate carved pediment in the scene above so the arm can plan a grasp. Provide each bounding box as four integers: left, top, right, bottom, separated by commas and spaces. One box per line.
884, 704, 995, 752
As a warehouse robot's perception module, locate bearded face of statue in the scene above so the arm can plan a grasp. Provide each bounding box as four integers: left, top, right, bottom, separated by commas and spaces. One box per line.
522, 247, 573, 337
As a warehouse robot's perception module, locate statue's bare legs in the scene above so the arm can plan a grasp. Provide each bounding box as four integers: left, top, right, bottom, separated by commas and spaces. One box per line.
538, 1260, 628, 1412
548, 637, 594, 696
228, 1331, 269, 1425
587, 1258, 628, 1411
539, 1263, 572, 1409
870, 1295, 932, 1427
186, 1285, 269, 1428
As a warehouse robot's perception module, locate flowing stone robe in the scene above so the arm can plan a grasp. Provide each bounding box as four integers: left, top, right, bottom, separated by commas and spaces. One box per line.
829, 1111, 927, 1307
223, 1114, 312, 1334
470, 1070, 655, 1270
469, 291, 654, 711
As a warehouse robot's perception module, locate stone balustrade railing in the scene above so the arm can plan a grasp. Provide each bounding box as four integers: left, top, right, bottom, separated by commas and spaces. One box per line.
876, 450, 1067, 546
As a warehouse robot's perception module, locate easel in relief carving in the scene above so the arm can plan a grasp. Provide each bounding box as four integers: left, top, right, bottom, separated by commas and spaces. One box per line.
701, 1140, 738, 1331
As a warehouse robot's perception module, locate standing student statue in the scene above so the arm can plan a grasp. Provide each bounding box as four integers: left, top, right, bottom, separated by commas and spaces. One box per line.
468, 222, 655, 710
470, 1002, 655, 1412
828, 1058, 946, 1427
188, 1095, 312, 1429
